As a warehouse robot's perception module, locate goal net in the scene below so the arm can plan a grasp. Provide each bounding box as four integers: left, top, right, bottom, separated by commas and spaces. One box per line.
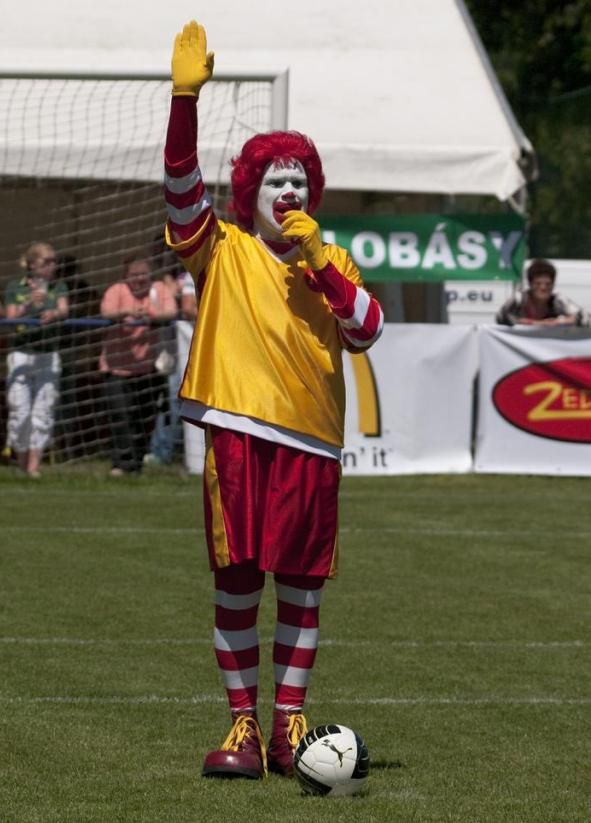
0, 70, 287, 468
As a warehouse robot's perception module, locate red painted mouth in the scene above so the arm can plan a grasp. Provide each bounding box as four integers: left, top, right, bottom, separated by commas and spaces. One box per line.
273, 201, 301, 223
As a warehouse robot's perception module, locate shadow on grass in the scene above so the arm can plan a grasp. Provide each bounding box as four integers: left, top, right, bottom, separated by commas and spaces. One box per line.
371, 759, 405, 770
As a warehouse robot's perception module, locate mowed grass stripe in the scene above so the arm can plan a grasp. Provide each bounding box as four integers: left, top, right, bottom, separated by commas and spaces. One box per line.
2, 473, 590, 502
0, 636, 586, 648
5, 524, 591, 538
1, 694, 589, 706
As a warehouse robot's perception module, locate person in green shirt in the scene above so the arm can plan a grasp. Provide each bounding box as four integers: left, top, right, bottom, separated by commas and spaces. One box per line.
4, 241, 69, 477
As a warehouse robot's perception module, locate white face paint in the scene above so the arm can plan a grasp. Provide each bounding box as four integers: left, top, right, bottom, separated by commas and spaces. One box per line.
253, 159, 309, 240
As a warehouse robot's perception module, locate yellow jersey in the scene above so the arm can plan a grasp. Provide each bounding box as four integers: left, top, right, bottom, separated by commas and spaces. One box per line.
167, 219, 365, 448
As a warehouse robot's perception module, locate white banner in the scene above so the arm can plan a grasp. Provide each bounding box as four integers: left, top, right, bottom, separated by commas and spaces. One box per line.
181, 323, 478, 476
475, 326, 591, 476
343, 324, 478, 474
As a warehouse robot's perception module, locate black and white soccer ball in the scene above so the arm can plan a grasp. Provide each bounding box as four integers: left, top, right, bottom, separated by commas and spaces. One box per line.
293, 724, 370, 797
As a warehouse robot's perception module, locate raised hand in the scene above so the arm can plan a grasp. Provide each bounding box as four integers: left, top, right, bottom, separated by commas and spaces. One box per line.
281, 211, 328, 271
171, 20, 215, 97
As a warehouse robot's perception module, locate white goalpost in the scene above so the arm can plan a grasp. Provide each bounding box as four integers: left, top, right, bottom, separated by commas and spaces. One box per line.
0, 69, 288, 466
0, 68, 289, 185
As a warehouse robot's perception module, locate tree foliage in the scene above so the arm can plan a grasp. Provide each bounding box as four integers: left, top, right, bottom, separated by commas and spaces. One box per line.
465, 1, 591, 257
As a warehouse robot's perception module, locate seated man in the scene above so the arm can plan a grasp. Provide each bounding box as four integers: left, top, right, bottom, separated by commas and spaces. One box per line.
496, 259, 588, 327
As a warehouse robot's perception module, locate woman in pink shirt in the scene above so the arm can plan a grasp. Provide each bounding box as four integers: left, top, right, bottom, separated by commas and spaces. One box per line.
100, 249, 177, 475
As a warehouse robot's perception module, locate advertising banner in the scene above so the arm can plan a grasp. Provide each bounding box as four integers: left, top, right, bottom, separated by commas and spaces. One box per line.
181, 322, 591, 477
343, 324, 478, 474
320, 214, 525, 283
475, 326, 591, 476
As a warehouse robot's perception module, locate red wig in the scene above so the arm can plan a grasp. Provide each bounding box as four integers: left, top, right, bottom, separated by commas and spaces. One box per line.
229, 131, 325, 228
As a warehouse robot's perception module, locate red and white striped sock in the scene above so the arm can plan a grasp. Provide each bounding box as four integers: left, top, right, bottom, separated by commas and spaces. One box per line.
273, 573, 324, 711
213, 563, 265, 715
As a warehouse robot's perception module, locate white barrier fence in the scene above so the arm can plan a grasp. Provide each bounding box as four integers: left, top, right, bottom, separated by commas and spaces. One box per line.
178, 323, 591, 477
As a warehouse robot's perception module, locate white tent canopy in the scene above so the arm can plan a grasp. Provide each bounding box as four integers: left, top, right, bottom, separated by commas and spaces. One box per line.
0, 0, 533, 201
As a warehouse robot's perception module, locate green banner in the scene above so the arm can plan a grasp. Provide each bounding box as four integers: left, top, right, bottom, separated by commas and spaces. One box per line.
319, 214, 526, 282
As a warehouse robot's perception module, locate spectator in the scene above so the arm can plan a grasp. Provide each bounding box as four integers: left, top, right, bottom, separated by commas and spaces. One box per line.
496, 259, 588, 327
144, 237, 197, 465
100, 248, 177, 475
4, 241, 69, 477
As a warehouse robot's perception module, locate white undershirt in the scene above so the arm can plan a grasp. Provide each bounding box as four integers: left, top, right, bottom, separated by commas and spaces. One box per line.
180, 399, 341, 460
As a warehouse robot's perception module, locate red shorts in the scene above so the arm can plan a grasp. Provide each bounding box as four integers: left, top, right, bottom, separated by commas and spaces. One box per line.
202, 425, 340, 578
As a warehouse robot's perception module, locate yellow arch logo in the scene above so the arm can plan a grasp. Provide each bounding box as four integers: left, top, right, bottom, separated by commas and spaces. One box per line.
348, 351, 381, 436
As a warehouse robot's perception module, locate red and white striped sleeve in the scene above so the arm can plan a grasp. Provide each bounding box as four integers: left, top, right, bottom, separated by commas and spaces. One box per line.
164, 96, 217, 274
309, 261, 384, 352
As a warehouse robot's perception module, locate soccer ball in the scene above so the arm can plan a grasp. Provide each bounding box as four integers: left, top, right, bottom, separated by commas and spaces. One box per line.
293, 724, 370, 797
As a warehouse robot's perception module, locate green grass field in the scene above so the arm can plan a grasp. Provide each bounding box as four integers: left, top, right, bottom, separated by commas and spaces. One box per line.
1, 465, 590, 822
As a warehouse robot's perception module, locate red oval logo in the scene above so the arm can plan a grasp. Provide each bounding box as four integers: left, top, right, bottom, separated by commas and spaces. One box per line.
493, 357, 591, 443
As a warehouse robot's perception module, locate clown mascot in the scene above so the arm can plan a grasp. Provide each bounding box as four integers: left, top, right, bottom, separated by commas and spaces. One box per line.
164, 21, 384, 779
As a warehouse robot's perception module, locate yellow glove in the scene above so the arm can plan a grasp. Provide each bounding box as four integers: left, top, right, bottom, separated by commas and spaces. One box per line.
280, 211, 328, 271
171, 20, 215, 97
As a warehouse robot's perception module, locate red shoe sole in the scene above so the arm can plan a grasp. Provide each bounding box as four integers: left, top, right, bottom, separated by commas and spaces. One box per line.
202, 750, 264, 780
202, 764, 263, 779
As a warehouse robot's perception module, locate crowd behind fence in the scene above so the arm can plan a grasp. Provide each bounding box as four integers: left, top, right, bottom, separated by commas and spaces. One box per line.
0, 242, 196, 476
